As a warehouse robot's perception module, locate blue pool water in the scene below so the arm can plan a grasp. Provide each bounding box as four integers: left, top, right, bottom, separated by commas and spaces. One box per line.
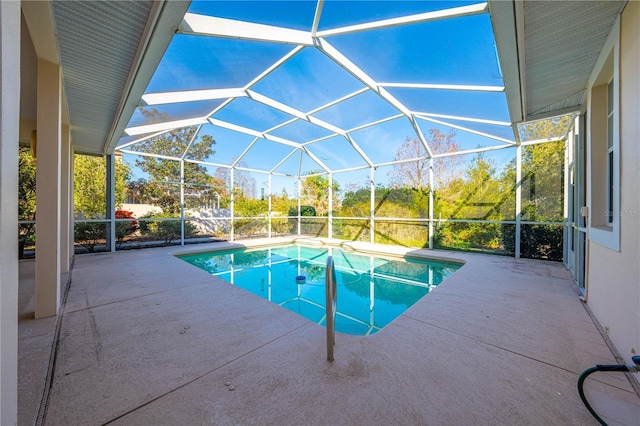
177, 244, 461, 336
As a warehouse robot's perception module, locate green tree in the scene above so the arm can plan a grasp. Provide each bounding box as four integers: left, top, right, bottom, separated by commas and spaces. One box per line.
518, 115, 572, 142
434, 152, 506, 251
131, 108, 216, 214
301, 172, 340, 216
500, 118, 569, 260
271, 188, 296, 216
18, 147, 37, 258
74, 154, 130, 218
340, 187, 371, 217
133, 130, 215, 214
73, 154, 131, 252
234, 196, 268, 217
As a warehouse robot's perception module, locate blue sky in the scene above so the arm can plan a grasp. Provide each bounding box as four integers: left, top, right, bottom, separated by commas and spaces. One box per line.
121, 1, 516, 192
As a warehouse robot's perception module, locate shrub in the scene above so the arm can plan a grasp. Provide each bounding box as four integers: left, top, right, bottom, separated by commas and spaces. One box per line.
115, 209, 139, 247
287, 205, 318, 235
74, 222, 106, 252
433, 222, 503, 253
502, 223, 563, 261
139, 212, 196, 244
271, 217, 294, 235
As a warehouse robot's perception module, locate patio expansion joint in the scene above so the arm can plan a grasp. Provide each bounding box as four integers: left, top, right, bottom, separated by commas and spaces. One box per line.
98, 322, 311, 426
403, 314, 637, 395
37, 257, 75, 426
62, 279, 215, 315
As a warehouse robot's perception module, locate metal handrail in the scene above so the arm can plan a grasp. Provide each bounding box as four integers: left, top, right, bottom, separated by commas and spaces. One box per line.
325, 255, 337, 361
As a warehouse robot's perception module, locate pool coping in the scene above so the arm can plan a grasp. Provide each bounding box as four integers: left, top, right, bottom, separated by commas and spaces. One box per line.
170, 236, 468, 267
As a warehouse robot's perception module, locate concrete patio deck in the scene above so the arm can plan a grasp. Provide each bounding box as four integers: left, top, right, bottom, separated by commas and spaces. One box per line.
19, 238, 640, 425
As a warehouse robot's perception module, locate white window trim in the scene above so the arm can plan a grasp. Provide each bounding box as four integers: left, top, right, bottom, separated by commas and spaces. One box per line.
586, 16, 620, 251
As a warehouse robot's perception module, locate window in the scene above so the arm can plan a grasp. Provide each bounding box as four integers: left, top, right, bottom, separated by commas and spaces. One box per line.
587, 17, 619, 251
606, 79, 614, 224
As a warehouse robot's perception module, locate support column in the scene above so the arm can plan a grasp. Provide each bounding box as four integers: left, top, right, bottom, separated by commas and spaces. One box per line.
297, 178, 302, 236
230, 168, 235, 242
0, 2, 20, 423
515, 144, 522, 258
35, 59, 62, 318
179, 159, 184, 246
370, 167, 375, 244
60, 125, 72, 270
69, 146, 75, 259
106, 154, 116, 251
328, 173, 333, 239
429, 158, 434, 249
267, 174, 272, 238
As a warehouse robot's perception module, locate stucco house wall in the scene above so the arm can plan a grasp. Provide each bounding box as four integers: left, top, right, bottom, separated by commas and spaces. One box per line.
586, 0, 640, 370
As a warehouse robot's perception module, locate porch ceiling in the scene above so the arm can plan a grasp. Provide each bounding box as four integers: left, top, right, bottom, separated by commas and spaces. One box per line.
47, 0, 191, 155
491, 0, 626, 122
522, 0, 626, 120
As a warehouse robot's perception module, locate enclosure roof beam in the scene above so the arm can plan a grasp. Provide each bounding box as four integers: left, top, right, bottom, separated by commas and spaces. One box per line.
208, 118, 300, 148
247, 90, 349, 137
317, 39, 433, 158
270, 147, 300, 174
141, 88, 246, 106
417, 116, 516, 144
414, 112, 511, 127
117, 130, 170, 150
125, 117, 208, 136
344, 134, 373, 167
301, 146, 331, 173
378, 82, 504, 92
311, 0, 324, 36
180, 13, 314, 46
316, 2, 487, 37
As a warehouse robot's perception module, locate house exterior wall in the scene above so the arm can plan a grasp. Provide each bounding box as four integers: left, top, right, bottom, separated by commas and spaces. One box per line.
587, 0, 640, 368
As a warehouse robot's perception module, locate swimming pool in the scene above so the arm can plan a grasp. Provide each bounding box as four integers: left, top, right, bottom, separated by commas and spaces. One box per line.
177, 244, 461, 336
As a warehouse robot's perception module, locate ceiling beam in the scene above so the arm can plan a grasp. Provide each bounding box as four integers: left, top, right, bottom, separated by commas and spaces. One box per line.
208, 117, 300, 148
416, 116, 515, 144
378, 82, 504, 92
488, 0, 525, 123
21, 1, 59, 65
316, 2, 488, 37
180, 13, 314, 45
141, 88, 246, 105
247, 90, 348, 137
317, 39, 435, 157
414, 112, 511, 127
311, 0, 324, 36
125, 117, 207, 136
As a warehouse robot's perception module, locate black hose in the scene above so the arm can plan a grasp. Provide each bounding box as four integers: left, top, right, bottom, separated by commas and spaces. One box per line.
577, 364, 631, 426
577, 366, 607, 426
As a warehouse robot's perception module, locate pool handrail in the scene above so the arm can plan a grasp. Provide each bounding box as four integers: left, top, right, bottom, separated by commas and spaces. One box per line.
326, 255, 337, 361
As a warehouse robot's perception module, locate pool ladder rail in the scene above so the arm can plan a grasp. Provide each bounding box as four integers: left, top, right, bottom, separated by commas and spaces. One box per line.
326, 256, 337, 361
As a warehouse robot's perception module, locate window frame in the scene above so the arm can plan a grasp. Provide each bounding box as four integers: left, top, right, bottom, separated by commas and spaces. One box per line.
586, 16, 620, 251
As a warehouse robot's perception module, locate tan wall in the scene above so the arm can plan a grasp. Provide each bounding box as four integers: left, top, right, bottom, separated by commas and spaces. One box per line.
587, 1, 640, 366
120, 203, 162, 218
